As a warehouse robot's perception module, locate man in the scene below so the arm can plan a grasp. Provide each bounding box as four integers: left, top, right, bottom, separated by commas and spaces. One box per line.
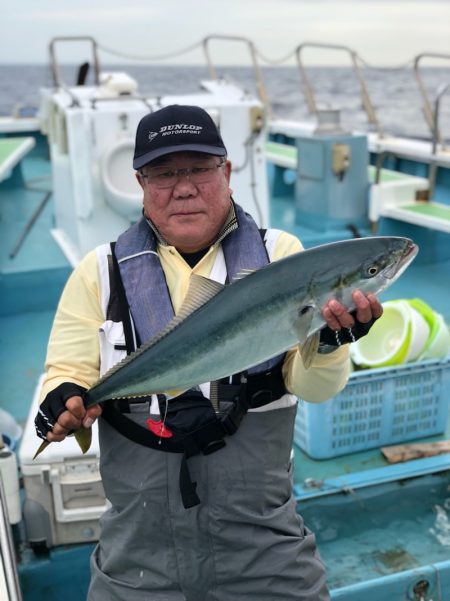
35, 104, 382, 600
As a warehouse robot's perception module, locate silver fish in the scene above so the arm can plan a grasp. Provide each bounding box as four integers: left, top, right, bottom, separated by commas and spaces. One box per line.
85, 235, 417, 405
34, 235, 417, 458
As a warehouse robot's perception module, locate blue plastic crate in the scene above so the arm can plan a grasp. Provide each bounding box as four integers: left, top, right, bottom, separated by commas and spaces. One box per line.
294, 357, 450, 459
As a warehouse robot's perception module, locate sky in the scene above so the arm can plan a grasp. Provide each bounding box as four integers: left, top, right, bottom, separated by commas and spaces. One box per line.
1, 0, 449, 67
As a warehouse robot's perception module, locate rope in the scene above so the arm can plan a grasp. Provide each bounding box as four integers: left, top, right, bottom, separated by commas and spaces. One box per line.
97, 38, 414, 72
357, 56, 415, 71
96, 40, 204, 62
255, 48, 297, 66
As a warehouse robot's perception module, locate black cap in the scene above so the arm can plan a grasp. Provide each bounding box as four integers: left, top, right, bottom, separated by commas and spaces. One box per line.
133, 104, 227, 170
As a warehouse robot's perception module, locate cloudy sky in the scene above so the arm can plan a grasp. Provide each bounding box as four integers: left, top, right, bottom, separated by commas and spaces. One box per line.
1, 0, 449, 66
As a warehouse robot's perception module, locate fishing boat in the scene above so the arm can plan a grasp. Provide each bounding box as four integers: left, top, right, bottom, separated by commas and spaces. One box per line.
1, 35, 450, 601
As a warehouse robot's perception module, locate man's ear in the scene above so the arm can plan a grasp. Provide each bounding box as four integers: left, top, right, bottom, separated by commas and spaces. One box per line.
223, 159, 232, 183
135, 172, 145, 190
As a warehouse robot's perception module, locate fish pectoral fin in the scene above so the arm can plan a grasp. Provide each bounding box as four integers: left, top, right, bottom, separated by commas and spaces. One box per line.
299, 332, 321, 370
293, 304, 315, 341
75, 427, 92, 454
292, 304, 318, 369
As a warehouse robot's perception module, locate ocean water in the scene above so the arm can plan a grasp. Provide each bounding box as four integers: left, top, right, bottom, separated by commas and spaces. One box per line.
0, 63, 449, 141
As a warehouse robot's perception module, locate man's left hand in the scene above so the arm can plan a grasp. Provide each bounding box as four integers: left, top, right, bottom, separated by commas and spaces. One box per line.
322, 290, 383, 332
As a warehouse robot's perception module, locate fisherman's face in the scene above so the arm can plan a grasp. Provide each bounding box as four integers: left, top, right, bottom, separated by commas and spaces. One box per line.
137, 151, 232, 253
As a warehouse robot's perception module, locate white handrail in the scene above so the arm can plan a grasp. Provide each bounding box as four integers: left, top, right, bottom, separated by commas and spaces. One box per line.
295, 42, 383, 137
0, 471, 22, 601
413, 52, 450, 148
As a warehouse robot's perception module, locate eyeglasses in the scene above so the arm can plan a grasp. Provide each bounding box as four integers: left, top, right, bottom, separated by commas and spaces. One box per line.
140, 161, 225, 189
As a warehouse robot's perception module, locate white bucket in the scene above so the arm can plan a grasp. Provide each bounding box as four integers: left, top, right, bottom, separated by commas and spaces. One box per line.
350, 300, 430, 368
419, 313, 450, 360
404, 303, 431, 361
406, 298, 450, 360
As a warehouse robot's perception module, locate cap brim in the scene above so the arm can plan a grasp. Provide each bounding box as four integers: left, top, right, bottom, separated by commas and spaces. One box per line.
133, 143, 227, 170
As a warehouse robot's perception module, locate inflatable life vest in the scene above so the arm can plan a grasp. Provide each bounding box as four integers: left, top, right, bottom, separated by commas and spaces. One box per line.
96, 205, 296, 507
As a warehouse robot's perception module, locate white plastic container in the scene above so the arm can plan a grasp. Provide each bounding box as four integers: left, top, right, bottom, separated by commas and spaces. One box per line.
18, 376, 108, 549
350, 300, 430, 368
0, 445, 21, 524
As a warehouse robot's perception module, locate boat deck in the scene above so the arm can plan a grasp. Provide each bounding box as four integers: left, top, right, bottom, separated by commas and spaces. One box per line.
1, 132, 71, 426
2, 127, 450, 601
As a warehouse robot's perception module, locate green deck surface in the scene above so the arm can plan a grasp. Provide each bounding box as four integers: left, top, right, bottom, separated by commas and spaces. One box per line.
265, 140, 427, 183
0, 137, 31, 162
401, 202, 450, 221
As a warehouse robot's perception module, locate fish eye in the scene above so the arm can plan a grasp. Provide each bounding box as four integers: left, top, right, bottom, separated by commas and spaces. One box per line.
367, 265, 379, 277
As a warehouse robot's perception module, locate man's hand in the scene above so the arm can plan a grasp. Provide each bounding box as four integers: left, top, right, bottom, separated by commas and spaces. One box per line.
35, 383, 102, 444
322, 290, 383, 332
46, 396, 102, 443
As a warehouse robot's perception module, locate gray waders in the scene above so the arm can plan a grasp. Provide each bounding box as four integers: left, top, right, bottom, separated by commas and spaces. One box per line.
88, 404, 330, 601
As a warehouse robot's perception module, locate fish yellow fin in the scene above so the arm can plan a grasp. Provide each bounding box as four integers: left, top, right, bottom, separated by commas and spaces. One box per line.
75, 427, 92, 454
33, 439, 50, 460
300, 332, 321, 369
163, 388, 189, 399
33, 427, 93, 460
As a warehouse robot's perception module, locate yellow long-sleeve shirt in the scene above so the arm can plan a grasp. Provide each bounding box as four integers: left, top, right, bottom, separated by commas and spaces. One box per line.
40, 230, 350, 404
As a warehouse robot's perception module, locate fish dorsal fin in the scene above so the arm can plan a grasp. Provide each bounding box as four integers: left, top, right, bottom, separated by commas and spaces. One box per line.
176, 274, 224, 322
232, 268, 256, 282
86, 275, 224, 402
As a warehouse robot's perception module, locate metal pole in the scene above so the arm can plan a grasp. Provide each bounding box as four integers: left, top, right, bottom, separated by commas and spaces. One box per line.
48, 36, 101, 88
413, 52, 450, 146
295, 42, 382, 136
9, 191, 52, 260
202, 35, 271, 116
429, 82, 450, 198
0, 472, 23, 601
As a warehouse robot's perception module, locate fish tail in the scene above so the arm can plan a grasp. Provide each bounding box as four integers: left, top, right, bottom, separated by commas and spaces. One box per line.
32, 427, 92, 460
33, 439, 50, 459
75, 428, 92, 454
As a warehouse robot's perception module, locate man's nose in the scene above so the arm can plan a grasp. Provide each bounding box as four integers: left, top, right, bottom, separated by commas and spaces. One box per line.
172, 173, 197, 196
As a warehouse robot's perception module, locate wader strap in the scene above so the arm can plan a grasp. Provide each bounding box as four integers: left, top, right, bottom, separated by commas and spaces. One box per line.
110, 242, 137, 353
104, 236, 287, 509
179, 455, 200, 508
101, 402, 185, 453
101, 403, 201, 508
217, 361, 287, 409
100, 360, 286, 509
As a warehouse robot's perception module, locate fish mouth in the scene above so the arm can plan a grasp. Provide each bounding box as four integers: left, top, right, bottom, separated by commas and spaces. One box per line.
385, 240, 419, 280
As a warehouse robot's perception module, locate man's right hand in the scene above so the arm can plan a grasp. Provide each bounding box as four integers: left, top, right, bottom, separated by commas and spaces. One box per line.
35, 382, 102, 443
46, 396, 102, 442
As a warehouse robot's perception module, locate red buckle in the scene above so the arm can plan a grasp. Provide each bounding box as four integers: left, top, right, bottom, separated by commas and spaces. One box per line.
146, 418, 173, 438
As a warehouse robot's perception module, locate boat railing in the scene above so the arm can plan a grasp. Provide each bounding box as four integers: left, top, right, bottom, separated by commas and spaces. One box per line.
414, 52, 450, 149
429, 82, 450, 197
202, 35, 272, 116
49, 36, 101, 87
48, 36, 101, 107
295, 42, 384, 138
90, 95, 153, 110
0, 458, 23, 601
